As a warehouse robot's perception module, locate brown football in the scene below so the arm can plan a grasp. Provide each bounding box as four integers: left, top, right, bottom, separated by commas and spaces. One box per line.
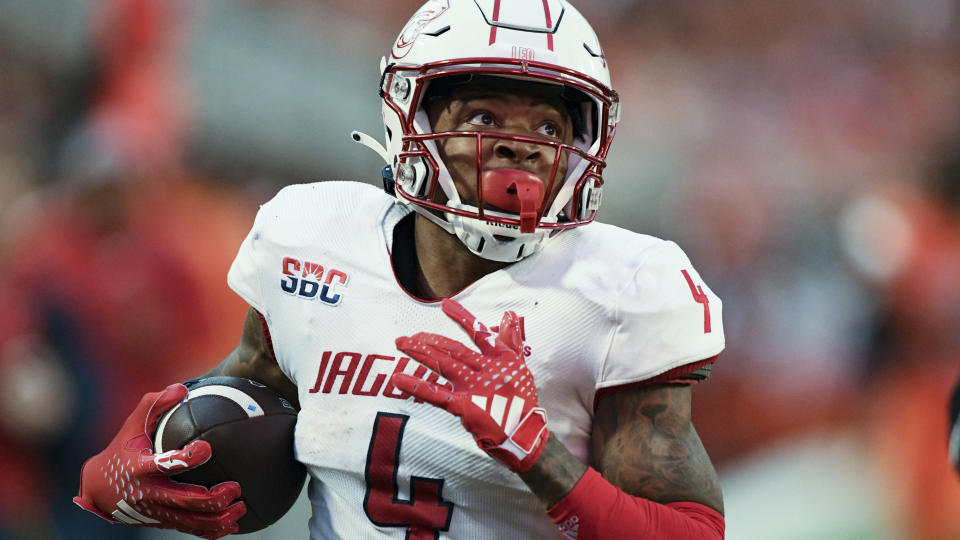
153, 376, 305, 533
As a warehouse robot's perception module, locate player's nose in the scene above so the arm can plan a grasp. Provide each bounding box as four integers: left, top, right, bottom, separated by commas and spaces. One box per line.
491, 137, 545, 165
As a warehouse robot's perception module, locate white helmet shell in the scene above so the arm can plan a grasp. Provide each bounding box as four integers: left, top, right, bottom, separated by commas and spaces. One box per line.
353, 0, 619, 262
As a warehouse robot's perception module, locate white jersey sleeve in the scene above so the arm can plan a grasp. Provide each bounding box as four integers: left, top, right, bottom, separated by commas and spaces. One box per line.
226, 181, 383, 320
599, 239, 724, 390
227, 205, 271, 317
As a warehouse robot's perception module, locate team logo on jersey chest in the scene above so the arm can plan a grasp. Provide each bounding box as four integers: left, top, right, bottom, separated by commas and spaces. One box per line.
280, 256, 349, 305
308, 351, 453, 403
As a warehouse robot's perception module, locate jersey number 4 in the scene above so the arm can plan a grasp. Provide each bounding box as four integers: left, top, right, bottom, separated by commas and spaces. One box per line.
364, 412, 454, 539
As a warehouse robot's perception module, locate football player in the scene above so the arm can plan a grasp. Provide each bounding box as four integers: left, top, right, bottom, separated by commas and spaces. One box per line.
74, 1, 727, 538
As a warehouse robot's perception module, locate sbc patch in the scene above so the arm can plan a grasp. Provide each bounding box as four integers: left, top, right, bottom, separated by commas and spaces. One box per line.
280, 257, 349, 305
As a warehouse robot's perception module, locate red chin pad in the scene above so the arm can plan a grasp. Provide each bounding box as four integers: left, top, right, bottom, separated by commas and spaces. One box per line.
480, 169, 545, 234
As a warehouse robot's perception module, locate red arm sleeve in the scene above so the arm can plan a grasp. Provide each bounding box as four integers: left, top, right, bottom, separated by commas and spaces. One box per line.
547, 468, 725, 539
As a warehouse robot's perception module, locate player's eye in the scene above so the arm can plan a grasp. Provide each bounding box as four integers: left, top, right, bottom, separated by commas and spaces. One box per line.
466, 112, 497, 127
536, 121, 562, 139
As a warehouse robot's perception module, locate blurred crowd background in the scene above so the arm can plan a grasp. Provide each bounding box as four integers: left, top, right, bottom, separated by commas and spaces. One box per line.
1, 0, 959, 539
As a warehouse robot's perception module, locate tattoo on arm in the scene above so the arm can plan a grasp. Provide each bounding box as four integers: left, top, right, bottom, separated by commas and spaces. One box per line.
590, 383, 724, 513
202, 307, 300, 409
517, 433, 588, 509
203, 308, 266, 378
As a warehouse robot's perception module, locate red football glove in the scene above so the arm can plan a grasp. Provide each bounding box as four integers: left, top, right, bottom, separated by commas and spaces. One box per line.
74, 383, 245, 539
394, 299, 548, 472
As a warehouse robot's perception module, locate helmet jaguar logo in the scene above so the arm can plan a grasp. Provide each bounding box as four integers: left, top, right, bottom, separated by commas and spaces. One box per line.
392, 0, 450, 59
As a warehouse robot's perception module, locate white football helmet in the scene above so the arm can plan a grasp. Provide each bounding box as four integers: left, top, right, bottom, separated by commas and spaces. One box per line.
352, 0, 620, 262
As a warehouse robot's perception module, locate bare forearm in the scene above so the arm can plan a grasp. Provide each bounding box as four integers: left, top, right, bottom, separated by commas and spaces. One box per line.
201, 347, 251, 379
592, 384, 724, 512
199, 347, 298, 409
518, 430, 725, 540
517, 433, 587, 508
200, 308, 299, 409
521, 385, 723, 517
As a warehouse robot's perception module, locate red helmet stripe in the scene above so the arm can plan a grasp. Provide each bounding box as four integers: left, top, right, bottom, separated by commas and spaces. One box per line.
489, 0, 502, 45
541, 0, 554, 51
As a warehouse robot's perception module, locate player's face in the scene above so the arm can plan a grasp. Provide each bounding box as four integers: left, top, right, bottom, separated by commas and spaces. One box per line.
428, 82, 575, 212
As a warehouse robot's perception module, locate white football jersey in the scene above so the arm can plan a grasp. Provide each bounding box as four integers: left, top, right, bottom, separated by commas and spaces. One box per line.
227, 181, 724, 539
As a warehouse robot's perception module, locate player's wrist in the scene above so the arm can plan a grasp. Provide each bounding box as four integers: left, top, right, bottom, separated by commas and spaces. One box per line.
494, 407, 549, 472
75, 457, 121, 524
516, 432, 589, 509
